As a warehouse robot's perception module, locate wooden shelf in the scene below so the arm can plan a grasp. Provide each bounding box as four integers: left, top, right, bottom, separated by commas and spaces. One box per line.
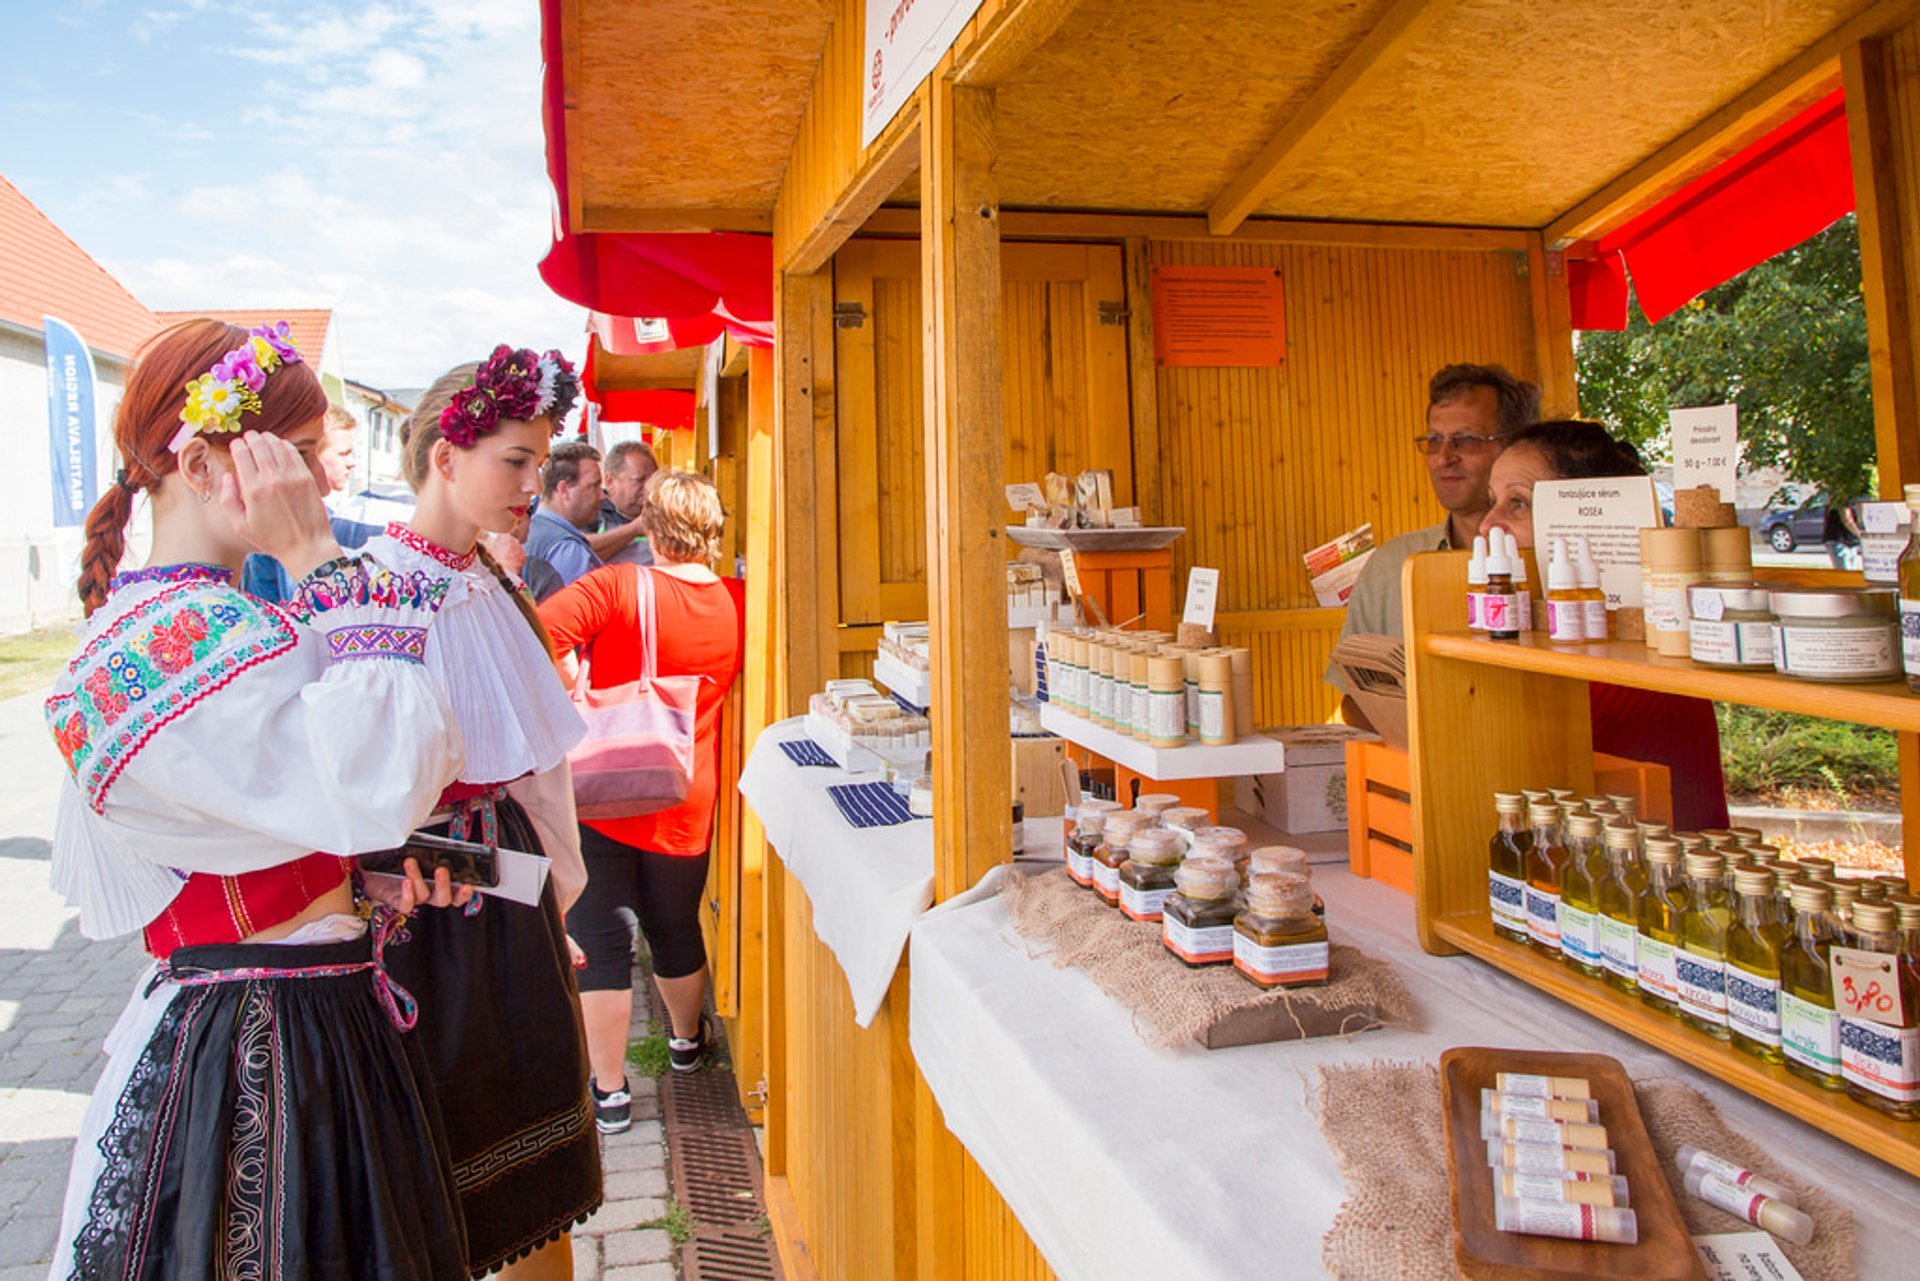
1430, 911, 1920, 1178
873, 652, 932, 712
1038, 703, 1286, 780
1423, 630, 1920, 732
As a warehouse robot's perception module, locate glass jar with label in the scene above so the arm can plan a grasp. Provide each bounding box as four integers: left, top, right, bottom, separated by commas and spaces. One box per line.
1132, 793, 1181, 821
1160, 806, 1211, 841
1249, 845, 1324, 916
1638, 837, 1687, 1017
1233, 873, 1329, 988
1781, 881, 1845, 1090
1678, 851, 1733, 1039
1065, 807, 1108, 889
1837, 901, 1920, 1119
1687, 583, 1776, 670
1117, 829, 1183, 923
1726, 866, 1785, 1063
1162, 856, 1239, 967
1769, 587, 1901, 683
1094, 810, 1149, 907
1524, 802, 1567, 960
1488, 793, 1532, 945
1190, 826, 1250, 879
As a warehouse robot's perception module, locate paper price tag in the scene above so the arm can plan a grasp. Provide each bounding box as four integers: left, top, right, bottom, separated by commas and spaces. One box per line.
1832, 946, 1906, 1027
1669, 404, 1739, 502
1004, 482, 1046, 512
1058, 548, 1083, 598
1861, 500, 1909, 535
1182, 567, 1220, 629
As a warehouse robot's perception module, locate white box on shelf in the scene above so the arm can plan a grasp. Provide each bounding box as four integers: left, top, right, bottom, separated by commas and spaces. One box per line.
1229, 725, 1374, 834
873, 652, 932, 711
803, 710, 884, 774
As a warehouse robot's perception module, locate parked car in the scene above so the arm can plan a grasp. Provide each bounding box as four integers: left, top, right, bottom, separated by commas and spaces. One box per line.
1759, 496, 1833, 552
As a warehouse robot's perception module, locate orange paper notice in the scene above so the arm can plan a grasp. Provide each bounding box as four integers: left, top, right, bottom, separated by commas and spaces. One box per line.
1149, 265, 1287, 367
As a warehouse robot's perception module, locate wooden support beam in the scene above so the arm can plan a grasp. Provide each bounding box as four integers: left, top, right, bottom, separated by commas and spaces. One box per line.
578, 205, 772, 234
1544, 0, 1920, 247
1123, 236, 1163, 523
859, 206, 1534, 252
953, 0, 1083, 86
557, 0, 585, 233
1845, 37, 1920, 498
921, 78, 1012, 902
774, 269, 837, 715
1207, 0, 1457, 236
1525, 235, 1579, 419
782, 100, 922, 275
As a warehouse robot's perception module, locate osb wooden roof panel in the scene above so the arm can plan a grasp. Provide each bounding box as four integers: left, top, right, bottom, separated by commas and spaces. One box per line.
993, 0, 1868, 225
595, 344, 703, 388
574, 0, 835, 212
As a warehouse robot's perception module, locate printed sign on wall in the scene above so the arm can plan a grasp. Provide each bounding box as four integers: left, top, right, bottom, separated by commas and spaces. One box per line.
863, 0, 988, 145
1148, 266, 1287, 367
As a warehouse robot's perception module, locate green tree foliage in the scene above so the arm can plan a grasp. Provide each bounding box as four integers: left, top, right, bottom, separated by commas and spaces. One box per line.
1575, 215, 1876, 506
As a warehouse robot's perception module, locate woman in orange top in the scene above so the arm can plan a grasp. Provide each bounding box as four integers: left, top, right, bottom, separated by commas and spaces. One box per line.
538, 471, 744, 1132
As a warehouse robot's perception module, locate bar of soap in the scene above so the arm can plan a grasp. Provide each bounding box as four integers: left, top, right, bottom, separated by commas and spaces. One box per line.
908, 777, 935, 817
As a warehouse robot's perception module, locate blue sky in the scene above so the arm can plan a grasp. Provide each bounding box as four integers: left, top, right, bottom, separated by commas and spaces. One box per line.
5, 0, 584, 388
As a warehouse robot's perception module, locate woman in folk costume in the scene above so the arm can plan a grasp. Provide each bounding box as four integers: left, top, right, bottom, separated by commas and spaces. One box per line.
363, 347, 601, 1279
47, 318, 471, 1279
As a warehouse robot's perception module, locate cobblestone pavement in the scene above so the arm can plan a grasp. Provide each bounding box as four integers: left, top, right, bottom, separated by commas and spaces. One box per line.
0, 690, 675, 1278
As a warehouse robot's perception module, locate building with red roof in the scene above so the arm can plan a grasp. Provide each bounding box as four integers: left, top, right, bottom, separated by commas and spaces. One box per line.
0, 175, 161, 363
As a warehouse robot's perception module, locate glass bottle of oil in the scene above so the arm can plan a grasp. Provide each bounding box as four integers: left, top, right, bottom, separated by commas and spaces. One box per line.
1233, 872, 1329, 988
1557, 814, 1607, 978
1824, 878, 1861, 931
1780, 881, 1844, 1090
1487, 792, 1531, 945
1899, 482, 1920, 692
1678, 851, 1733, 1039
1596, 823, 1645, 996
1523, 802, 1566, 959
1726, 866, 1785, 1063
1637, 837, 1687, 1016
1838, 901, 1920, 1119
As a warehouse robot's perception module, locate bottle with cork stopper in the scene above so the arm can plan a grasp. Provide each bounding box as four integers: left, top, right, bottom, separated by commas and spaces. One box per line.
1726, 865, 1785, 1063
1556, 813, 1607, 978
1678, 850, 1734, 1038
1595, 822, 1645, 995
1637, 836, 1688, 1017
1233, 872, 1329, 987
1522, 800, 1566, 959
1488, 793, 1532, 945
1838, 901, 1920, 1118
1780, 880, 1844, 1090
1545, 538, 1585, 643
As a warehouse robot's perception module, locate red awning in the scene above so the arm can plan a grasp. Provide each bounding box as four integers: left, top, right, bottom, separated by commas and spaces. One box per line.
1570, 89, 1854, 330
580, 341, 697, 428
538, 0, 774, 341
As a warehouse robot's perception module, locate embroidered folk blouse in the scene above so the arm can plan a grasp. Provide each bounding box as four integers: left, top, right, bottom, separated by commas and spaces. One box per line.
45, 559, 465, 942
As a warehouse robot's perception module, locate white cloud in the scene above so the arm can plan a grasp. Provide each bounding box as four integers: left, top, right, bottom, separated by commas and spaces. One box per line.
103, 0, 586, 389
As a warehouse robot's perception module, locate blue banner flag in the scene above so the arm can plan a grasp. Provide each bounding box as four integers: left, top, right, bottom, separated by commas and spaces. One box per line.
44, 316, 100, 527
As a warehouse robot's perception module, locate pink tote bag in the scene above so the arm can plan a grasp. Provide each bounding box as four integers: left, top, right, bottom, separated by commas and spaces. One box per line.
566, 567, 701, 819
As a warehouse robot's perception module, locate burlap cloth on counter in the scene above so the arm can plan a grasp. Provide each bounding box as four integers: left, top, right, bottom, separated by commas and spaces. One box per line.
1315, 1060, 1858, 1281
1000, 866, 1416, 1049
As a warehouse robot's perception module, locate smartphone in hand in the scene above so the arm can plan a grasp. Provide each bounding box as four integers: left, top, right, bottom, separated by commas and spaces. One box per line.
359, 832, 501, 889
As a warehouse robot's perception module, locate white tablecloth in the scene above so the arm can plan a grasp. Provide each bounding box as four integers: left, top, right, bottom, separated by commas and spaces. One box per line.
738, 717, 935, 1026
909, 865, 1920, 1280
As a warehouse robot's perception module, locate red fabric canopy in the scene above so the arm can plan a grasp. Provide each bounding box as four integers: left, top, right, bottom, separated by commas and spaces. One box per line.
538, 0, 774, 342
1570, 89, 1854, 330
580, 342, 697, 428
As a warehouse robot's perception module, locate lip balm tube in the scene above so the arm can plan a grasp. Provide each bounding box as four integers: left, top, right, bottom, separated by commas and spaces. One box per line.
1485, 1140, 1617, 1176
1495, 1072, 1593, 1100
1481, 1088, 1601, 1123
1684, 1170, 1814, 1245
1674, 1144, 1796, 1207
1495, 1169, 1631, 1207
1481, 1112, 1610, 1150
1494, 1197, 1638, 1244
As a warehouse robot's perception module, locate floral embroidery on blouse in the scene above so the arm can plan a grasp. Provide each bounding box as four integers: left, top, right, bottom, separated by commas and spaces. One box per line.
46, 583, 297, 812
384, 523, 477, 572
107, 563, 233, 594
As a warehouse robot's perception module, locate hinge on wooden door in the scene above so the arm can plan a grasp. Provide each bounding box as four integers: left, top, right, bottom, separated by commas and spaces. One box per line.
747, 1077, 769, 1108
833, 301, 867, 329
1097, 300, 1130, 326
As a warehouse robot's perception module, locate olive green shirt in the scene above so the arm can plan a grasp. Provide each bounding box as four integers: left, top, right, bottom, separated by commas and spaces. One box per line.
1324, 520, 1451, 694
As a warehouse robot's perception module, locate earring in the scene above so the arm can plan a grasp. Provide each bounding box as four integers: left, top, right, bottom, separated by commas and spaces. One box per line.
198, 488, 211, 504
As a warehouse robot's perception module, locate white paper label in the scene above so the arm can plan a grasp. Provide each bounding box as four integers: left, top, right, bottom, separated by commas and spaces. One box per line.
1692, 590, 1726, 622
1500, 1117, 1579, 1147
1065, 848, 1095, 885
1197, 689, 1227, 740
1181, 567, 1220, 629
1504, 1198, 1604, 1241
1524, 886, 1561, 950
1501, 1141, 1578, 1173
1092, 860, 1121, 900
1484, 591, 1520, 634
1147, 689, 1184, 741
1774, 623, 1898, 679
1489, 870, 1528, 934
1467, 589, 1483, 631
1781, 992, 1841, 1075
1840, 1016, 1920, 1101
1669, 404, 1739, 501
1597, 915, 1639, 982
1560, 904, 1602, 967
1547, 599, 1584, 643
1694, 1231, 1807, 1281
1677, 947, 1729, 1024
1503, 1171, 1585, 1203
1163, 915, 1234, 964
1233, 935, 1329, 984
1638, 935, 1679, 1003
1132, 684, 1151, 735
1118, 880, 1173, 921
1004, 481, 1046, 511
1582, 598, 1609, 640
1691, 1171, 1773, 1229
1058, 548, 1082, 597
1497, 1073, 1553, 1098
1902, 599, 1920, 674
1646, 572, 1699, 635
1726, 967, 1782, 1046
1533, 477, 1661, 610
1690, 618, 1775, 667
1185, 678, 1200, 733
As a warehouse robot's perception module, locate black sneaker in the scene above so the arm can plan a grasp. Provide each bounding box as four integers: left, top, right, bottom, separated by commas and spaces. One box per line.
591, 1078, 632, 1134
668, 1016, 711, 1073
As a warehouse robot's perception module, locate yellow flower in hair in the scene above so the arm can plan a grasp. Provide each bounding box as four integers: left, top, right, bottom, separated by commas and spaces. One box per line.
248, 335, 279, 368
182, 374, 246, 433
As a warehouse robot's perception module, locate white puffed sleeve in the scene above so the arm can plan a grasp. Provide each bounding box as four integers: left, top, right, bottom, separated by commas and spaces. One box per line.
45, 563, 466, 938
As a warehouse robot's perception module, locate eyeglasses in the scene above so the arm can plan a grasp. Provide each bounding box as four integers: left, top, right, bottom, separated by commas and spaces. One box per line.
1413, 432, 1510, 457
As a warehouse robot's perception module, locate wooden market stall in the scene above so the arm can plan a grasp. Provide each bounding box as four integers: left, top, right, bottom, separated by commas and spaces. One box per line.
545, 1, 1920, 1275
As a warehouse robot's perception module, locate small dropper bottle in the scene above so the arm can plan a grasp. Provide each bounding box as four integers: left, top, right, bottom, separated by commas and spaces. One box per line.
1545, 537, 1585, 643
1573, 536, 1609, 642
1485, 531, 1520, 641
1510, 535, 1534, 632
1468, 535, 1489, 632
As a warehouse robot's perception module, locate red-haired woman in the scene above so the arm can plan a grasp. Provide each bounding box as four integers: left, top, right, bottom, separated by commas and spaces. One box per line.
363, 349, 600, 1281
48, 319, 470, 1278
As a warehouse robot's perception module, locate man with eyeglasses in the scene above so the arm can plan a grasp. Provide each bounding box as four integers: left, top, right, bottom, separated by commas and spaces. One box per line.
1327, 364, 1541, 719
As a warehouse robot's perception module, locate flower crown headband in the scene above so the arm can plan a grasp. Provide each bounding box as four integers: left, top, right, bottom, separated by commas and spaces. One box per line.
167, 322, 305, 453
437, 344, 581, 448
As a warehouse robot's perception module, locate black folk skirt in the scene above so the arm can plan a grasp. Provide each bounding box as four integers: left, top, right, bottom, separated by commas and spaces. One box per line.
384, 794, 603, 1276
63, 933, 469, 1280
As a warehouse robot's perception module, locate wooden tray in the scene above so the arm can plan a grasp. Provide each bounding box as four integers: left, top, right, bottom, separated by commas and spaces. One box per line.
1440, 1046, 1705, 1281
1003, 525, 1185, 551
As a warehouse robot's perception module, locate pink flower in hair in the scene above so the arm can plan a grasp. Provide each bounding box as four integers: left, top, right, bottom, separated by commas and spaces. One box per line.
440, 386, 500, 448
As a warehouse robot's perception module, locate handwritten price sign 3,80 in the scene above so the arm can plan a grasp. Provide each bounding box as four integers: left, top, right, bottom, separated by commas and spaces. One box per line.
1833, 947, 1906, 1025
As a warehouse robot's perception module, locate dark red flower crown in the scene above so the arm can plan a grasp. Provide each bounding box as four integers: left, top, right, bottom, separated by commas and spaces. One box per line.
438, 344, 580, 447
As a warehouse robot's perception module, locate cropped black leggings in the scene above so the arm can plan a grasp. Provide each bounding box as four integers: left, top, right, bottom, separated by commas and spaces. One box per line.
567, 824, 711, 988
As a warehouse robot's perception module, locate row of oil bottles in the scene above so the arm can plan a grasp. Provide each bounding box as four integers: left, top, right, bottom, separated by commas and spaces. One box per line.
1488, 790, 1920, 1119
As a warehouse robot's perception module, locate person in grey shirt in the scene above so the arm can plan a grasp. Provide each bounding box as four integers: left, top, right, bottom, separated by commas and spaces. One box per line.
590, 440, 658, 566
1327, 363, 1540, 720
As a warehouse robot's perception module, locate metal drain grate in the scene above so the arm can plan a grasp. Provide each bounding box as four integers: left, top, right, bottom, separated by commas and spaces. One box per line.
648, 987, 781, 1280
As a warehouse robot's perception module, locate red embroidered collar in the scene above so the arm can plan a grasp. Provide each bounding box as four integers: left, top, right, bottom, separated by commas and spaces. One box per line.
386, 523, 477, 572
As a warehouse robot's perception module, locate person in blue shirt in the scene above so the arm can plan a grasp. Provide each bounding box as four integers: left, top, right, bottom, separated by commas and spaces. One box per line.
523, 440, 606, 590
